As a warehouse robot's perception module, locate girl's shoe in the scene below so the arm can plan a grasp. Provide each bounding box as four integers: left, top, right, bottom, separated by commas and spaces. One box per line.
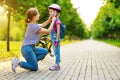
11, 58, 19, 72
49, 64, 60, 71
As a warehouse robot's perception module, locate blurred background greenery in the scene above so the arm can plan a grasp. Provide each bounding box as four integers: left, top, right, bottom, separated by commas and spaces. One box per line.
91, 0, 120, 40
0, 0, 89, 41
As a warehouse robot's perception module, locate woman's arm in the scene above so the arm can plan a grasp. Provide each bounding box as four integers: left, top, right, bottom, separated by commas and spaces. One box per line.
38, 17, 56, 34
39, 19, 51, 28
39, 15, 52, 28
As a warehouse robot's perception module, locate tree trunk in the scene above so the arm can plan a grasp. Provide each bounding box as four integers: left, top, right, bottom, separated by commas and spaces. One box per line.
7, 9, 11, 51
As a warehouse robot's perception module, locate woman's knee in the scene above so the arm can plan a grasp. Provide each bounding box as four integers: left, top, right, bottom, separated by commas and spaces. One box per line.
31, 65, 38, 71
45, 49, 48, 54
36, 47, 48, 55
43, 48, 48, 55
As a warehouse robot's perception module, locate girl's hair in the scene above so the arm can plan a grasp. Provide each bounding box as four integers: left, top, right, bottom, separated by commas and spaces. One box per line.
25, 8, 38, 23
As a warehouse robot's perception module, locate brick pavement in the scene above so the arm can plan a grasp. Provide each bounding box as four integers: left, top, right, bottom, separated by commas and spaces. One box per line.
0, 40, 120, 80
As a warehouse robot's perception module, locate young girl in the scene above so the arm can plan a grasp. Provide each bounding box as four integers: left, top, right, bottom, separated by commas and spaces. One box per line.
48, 4, 62, 71
12, 8, 56, 72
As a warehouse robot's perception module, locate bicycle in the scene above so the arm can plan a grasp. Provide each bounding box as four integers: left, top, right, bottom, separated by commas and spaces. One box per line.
37, 34, 54, 57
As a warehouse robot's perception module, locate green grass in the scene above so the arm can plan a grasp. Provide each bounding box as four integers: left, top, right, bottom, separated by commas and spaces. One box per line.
0, 41, 22, 61
1, 39, 119, 61
61, 39, 80, 45
0, 40, 80, 61
100, 39, 120, 47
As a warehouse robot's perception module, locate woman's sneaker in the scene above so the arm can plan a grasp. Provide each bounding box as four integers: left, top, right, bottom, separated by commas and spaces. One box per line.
11, 58, 19, 72
49, 64, 60, 71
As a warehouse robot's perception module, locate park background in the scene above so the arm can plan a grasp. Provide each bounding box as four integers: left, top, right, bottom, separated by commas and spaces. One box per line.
0, 0, 120, 61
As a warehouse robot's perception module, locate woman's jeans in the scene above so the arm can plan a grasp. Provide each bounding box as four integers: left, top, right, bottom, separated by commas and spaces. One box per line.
20, 45, 48, 71
51, 30, 61, 64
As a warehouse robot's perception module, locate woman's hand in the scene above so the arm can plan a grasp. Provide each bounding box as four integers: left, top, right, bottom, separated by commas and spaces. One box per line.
52, 16, 56, 22
48, 15, 53, 22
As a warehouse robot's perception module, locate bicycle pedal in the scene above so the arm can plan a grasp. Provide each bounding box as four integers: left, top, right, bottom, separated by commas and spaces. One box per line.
49, 54, 54, 57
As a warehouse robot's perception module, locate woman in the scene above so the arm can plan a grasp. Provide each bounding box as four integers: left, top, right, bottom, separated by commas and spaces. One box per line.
12, 8, 56, 72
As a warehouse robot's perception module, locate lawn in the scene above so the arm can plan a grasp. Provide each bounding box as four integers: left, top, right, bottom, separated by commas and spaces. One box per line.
100, 39, 120, 48
1, 39, 119, 61
0, 41, 22, 61
0, 40, 80, 61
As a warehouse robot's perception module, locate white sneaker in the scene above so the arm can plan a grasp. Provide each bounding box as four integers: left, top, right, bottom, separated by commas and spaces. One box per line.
11, 58, 19, 72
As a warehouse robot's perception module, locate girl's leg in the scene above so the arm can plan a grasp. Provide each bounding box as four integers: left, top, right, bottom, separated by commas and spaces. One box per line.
34, 47, 48, 61
20, 46, 38, 71
49, 40, 61, 71
52, 40, 61, 64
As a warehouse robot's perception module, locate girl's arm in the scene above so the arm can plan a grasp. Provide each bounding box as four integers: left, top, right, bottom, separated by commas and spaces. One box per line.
56, 24, 60, 41
38, 17, 56, 34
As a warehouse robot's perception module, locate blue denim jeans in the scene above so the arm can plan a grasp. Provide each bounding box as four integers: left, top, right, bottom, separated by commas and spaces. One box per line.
20, 45, 48, 71
51, 30, 61, 64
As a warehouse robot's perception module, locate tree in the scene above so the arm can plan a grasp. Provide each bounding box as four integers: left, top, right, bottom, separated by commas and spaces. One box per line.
57, 0, 89, 39
0, 0, 51, 51
91, 0, 120, 39
0, 0, 21, 51
0, 0, 89, 44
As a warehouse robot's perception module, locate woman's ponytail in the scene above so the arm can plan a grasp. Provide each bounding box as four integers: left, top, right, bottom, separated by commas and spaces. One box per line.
25, 17, 30, 23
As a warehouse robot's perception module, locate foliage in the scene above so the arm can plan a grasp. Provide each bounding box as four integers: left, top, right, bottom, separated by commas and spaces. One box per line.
58, 0, 89, 39
0, 0, 89, 41
91, 0, 120, 40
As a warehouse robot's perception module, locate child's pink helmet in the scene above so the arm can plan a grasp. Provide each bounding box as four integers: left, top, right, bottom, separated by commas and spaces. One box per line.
48, 4, 61, 12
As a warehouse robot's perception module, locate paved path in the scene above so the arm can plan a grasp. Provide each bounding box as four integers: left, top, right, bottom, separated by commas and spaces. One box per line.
0, 40, 120, 80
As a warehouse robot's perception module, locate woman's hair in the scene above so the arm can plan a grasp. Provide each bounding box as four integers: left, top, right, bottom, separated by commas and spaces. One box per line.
25, 8, 38, 23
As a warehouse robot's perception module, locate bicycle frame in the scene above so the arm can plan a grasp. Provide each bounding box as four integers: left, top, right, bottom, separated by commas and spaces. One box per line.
37, 34, 54, 57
